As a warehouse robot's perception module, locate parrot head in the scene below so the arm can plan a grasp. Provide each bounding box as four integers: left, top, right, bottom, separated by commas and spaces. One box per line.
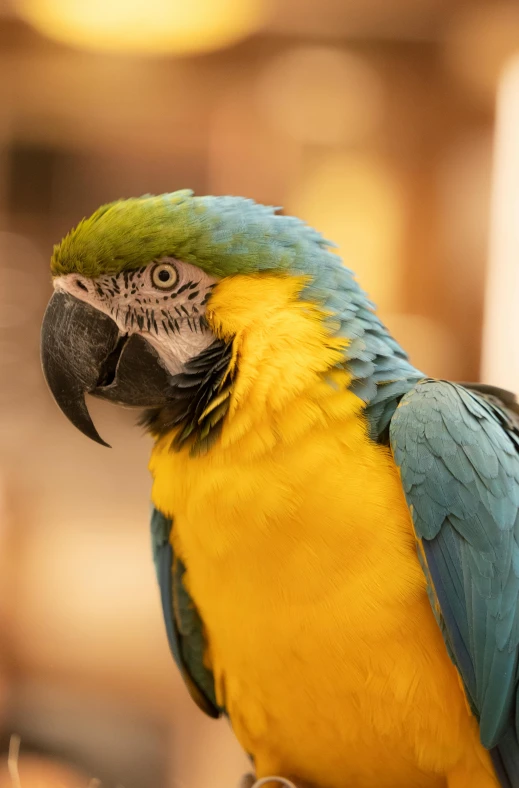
41, 189, 420, 450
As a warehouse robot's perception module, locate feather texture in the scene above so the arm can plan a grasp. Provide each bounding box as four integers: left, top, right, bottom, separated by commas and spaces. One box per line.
150, 506, 220, 717
390, 380, 519, 785
150, 276, 499, 788
141, 339, 233, 455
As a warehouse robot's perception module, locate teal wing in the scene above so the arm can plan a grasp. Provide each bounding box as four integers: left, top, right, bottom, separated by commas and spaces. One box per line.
389, 379, 519, 787
150, 506, 221, 718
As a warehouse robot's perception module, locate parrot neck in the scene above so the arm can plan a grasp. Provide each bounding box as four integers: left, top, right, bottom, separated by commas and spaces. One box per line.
146, 272, 423, 456
302, 263, 425, 442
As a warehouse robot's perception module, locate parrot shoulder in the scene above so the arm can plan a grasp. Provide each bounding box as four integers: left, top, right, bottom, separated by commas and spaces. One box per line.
389, 378, 519, 787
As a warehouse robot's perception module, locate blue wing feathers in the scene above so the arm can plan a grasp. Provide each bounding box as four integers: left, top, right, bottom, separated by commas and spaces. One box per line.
390, 379, 519, 783
150, 508, 182, 666
158, 541, 180, 663
172, 554, 220, 712
422, 531, 477, 709
150, 506, 220, 718
491, 732, 517, 788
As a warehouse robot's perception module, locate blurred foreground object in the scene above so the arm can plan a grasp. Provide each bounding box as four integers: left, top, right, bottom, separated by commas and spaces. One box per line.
16, 0, 269, 55
0, 736, 91, 788
0, 756, 90, 787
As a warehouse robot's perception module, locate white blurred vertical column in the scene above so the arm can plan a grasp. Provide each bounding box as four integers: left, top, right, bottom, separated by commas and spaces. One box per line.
481, 56, 519, 392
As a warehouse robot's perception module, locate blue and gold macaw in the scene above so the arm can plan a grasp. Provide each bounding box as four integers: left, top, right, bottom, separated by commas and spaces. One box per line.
40, 191, 519, 788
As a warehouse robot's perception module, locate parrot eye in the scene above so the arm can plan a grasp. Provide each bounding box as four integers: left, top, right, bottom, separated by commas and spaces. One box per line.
151, 262, 179, 291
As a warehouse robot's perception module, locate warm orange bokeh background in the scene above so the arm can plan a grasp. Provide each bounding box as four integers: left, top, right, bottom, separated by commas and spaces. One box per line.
0, 0, 518, 785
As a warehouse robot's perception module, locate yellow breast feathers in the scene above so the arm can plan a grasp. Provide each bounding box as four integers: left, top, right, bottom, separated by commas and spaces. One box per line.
150, 274, 495, 788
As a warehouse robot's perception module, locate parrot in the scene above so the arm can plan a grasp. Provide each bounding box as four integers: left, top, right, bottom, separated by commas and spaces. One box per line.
39, 190, 519, 788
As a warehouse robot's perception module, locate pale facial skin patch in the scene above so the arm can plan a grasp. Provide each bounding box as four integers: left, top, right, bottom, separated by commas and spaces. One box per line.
54, 257, 218, 374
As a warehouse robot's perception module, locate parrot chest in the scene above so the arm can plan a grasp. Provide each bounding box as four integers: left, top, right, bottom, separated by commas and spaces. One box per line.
150, 416, 490, 788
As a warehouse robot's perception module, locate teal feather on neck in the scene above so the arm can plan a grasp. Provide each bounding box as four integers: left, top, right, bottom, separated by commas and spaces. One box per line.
306, 261, 424, 441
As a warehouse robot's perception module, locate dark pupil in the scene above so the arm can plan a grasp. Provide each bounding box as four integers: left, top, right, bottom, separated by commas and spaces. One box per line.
158, 269, 171, 282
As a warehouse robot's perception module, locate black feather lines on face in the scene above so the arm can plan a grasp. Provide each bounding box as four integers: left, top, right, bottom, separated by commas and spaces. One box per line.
140, 339, 234, 456
104, 268, 208, 337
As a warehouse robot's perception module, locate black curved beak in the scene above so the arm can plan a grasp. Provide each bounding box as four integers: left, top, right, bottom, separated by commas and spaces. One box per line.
41, 290, 173, 447
41, 291, 121, 446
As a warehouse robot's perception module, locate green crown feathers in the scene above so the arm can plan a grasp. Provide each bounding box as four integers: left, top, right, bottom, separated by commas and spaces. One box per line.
51, 190, 338, 280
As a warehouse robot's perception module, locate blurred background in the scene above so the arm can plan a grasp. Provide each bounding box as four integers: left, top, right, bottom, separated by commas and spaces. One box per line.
0, 0, 518, 784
